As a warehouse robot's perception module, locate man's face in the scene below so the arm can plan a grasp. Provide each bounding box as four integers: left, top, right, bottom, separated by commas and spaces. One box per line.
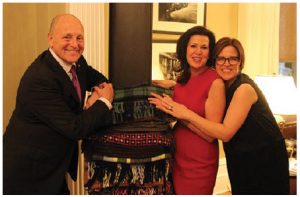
48, 16, 84, 64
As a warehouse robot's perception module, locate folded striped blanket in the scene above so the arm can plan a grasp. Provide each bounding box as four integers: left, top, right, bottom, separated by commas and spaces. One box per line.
108, 120, 172, 132
112, 98, 174, 125
113, 85, 173, 102
82, 129, 174, 160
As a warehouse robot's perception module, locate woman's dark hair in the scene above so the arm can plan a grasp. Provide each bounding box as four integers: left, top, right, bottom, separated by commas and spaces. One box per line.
213, 37, 245, 71
176, 26, 216, 84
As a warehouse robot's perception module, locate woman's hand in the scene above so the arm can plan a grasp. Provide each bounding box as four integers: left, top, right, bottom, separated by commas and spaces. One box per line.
148, 92, 189, 120
149, 93, 216, 142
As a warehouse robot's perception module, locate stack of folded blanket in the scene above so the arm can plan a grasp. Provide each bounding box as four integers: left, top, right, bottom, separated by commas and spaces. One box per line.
82, 85, 175, 194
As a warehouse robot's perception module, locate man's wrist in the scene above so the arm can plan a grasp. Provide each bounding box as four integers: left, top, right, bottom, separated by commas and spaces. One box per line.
98, 97, 112, 110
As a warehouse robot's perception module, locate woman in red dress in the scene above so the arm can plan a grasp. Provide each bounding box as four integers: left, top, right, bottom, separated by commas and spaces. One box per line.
151, 26, 225, 194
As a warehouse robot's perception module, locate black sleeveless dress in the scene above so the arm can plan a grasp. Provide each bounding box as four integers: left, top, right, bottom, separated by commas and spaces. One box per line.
223, 73, 290, 194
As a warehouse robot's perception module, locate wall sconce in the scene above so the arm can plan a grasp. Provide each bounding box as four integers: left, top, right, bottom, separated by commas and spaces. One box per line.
254, 75, 297, 115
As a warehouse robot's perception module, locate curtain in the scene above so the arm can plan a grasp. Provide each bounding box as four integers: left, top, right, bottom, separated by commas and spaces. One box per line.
237, 3, 280, 79
66, 3, 108, 195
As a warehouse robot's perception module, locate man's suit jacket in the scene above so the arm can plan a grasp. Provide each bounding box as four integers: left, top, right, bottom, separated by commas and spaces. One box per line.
3, 50, 112, 194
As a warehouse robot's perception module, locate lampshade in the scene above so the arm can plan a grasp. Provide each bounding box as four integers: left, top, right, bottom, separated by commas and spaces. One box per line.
254, 75, 298, 115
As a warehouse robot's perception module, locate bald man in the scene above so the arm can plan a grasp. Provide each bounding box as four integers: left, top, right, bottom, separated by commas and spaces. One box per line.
3, 14, 114, 194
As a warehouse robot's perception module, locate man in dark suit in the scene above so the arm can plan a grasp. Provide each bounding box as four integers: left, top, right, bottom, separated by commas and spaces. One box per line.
3, 14, 114, 194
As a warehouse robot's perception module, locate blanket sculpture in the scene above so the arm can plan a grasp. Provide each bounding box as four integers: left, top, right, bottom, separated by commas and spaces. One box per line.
82, 85, 175, 194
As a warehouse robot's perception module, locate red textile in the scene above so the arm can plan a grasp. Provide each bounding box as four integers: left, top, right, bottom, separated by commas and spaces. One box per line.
88, 132, 173, 147
172, 68, 219, 194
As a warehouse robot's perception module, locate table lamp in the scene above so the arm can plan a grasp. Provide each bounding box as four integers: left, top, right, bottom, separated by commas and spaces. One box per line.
254, 75, 298, 115
255, 75, 297, 141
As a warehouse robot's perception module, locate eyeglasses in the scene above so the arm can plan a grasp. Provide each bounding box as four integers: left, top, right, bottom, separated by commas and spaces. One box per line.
216, 56, 240, 65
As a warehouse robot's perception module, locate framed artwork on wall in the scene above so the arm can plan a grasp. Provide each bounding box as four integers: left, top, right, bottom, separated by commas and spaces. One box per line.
152, 32, 181, 43
152, 43, 181, 80
151, 3, 206, 80
152, 3, 206, 34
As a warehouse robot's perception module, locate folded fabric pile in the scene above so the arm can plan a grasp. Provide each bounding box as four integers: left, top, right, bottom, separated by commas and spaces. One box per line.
82, 85, 175, 194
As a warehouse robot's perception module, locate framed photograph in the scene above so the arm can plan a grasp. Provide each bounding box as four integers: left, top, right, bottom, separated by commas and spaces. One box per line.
152, 43, 181, 80
152, 32, 181, 43
152, 3, 205, 33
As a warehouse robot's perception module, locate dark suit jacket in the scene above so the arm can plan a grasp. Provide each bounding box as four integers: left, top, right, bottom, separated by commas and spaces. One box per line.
3, 50, 112, 194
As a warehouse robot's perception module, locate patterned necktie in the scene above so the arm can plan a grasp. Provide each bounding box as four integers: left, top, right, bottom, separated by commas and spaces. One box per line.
70, 65, 82, 102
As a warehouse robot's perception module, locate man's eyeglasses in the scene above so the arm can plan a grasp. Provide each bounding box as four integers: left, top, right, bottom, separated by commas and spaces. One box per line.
216, 56, 240, 65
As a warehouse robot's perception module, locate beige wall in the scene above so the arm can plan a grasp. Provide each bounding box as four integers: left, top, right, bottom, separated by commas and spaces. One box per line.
3, 3, 66, 131
206, 3, 238, 158
206, 3, 238, 40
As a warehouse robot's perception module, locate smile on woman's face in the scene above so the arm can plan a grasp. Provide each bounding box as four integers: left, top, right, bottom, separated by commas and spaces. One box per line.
186, 35, 209, 76
215, 45, 241, 85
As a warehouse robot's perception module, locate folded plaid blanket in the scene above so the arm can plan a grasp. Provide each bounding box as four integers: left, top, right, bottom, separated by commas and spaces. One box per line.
112, 98, 174, 125
111, 85, 175, 125
114, 85, 173, 102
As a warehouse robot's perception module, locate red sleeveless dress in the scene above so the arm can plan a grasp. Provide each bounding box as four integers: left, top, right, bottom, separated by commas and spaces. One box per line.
172, 68, 219, 194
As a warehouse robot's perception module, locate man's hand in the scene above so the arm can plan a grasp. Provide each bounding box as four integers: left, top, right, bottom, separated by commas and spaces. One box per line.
84, 91, 99, 110
84, 82, 114, 110
95, 82, 114, 103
